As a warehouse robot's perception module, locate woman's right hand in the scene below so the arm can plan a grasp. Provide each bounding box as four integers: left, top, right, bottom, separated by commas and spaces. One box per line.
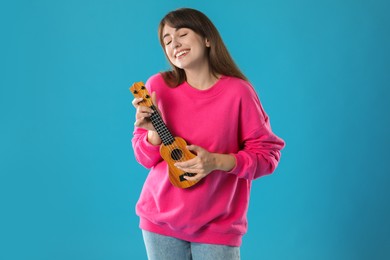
132, 98, 155, 131
132, 92, 162, 145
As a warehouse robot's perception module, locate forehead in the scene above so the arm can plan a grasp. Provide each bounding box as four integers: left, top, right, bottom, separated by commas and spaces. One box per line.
162, 24, 188, 37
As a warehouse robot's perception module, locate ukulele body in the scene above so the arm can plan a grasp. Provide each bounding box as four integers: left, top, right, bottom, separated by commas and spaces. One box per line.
159, 137, 198, 188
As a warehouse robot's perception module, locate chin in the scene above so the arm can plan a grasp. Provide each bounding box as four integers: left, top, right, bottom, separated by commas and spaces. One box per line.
173, 63, 185, 69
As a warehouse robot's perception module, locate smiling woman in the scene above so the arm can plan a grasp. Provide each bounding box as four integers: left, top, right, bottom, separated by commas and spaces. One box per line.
157, 8, 248, 88
131, 8, 285, 260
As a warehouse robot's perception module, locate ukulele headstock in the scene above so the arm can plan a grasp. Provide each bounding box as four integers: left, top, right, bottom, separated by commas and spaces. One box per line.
130, 82, 152, 107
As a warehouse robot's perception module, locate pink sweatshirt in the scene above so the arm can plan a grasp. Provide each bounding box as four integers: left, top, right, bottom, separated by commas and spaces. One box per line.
132, 73, 285, 246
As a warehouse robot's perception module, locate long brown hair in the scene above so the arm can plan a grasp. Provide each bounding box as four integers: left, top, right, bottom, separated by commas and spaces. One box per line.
158, 8, 248, 87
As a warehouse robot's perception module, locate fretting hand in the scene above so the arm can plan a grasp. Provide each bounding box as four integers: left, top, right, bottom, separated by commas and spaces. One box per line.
132, 92, 162, 145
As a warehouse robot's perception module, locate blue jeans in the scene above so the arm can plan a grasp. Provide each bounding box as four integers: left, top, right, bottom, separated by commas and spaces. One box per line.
142, 230, 240, 260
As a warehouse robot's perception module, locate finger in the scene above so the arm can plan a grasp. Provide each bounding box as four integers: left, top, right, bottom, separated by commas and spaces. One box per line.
136, 112, 152, 121
186, 145, 204, 155
134, 117, 153, 127
136, 110, 152, 120
132, 98, 144, 107
178, 167, 200, 175
184, 173, 205, 182
174, 158, 198, 169
137, 105, 154, 115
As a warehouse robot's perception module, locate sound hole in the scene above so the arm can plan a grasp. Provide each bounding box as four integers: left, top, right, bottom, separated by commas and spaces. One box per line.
171, 148, 183, 161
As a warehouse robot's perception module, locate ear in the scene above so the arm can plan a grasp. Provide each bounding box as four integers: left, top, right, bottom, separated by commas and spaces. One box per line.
205, 38, 211, 47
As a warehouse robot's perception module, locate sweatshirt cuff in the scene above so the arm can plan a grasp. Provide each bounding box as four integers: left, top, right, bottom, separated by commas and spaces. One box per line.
140, 134, 160, 154
227, 153, 244, 176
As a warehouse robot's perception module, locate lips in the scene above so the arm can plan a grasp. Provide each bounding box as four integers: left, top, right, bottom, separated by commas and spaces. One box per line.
175, 49, 190, 58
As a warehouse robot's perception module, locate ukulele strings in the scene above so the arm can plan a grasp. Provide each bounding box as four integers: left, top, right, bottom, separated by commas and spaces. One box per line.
141, 93, 192, 165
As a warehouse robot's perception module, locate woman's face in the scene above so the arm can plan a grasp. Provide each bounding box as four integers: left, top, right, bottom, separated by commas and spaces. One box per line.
162, 25, 210, 71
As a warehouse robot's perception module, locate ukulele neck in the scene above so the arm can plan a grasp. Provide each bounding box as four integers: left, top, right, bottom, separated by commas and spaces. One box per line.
149, 105, 175, 145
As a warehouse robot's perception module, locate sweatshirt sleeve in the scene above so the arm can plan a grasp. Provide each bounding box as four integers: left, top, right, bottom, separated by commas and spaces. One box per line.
132, 127, 162, 169
228, 83, 285, 180
229, 119, 285, 180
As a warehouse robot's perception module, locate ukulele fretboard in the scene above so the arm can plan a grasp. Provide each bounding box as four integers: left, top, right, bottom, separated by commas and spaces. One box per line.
149, 105, 175, 145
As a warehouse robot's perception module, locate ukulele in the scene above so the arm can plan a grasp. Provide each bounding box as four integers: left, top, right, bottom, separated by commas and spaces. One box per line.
130, 82, 199, 189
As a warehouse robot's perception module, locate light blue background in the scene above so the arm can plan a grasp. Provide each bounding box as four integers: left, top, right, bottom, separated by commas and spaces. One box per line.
1, 0, 389, 259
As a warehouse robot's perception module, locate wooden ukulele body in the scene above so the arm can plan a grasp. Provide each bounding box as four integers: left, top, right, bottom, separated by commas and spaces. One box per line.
159, 137, 198, 188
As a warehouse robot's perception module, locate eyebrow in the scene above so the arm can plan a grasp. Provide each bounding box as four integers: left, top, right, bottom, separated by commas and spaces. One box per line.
162, 27, 184, 39
162, 33, 171, 39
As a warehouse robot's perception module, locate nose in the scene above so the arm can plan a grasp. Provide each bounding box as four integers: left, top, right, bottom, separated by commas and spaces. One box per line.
171, 37, 181, 49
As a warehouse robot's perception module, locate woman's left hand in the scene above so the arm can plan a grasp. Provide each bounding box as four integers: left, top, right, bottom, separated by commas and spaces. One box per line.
174, 145, 217, 182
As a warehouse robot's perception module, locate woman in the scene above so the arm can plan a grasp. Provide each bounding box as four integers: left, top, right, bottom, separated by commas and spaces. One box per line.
132, 8, 285, 260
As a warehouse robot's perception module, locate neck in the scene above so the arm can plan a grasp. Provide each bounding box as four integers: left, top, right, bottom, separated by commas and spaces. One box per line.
184, 63, 220, 90
186, 72, 220, 90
